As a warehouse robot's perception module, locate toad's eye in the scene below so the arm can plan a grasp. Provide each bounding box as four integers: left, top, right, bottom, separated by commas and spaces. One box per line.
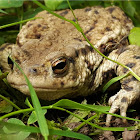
52, 57, 68, 75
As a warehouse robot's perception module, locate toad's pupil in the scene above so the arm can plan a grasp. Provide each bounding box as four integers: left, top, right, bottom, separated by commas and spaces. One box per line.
52, 61, 66, 70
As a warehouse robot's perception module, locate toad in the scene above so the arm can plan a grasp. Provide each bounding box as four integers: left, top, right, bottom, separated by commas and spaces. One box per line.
1, 6, 140, 126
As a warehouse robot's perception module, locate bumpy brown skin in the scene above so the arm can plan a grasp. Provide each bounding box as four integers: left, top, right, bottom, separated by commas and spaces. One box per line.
1, 6, 140, 125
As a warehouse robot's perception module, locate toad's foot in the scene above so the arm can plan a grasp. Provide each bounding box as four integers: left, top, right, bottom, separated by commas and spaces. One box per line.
106, 89, 130, 126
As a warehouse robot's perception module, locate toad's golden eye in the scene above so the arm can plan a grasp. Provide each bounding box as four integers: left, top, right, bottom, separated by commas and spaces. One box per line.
52, 57, 68, 74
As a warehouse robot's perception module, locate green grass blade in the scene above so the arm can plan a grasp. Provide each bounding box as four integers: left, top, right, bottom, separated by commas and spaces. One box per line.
0, 9, 8, 14
0, 72, 8, 80
49, 129, 92, 140
9, 56, 49, 139
0, 17, 40, 29
102, 72, 130, 93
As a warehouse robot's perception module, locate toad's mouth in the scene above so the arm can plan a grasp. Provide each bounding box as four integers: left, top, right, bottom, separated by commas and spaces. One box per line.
10, 83, 78, 91
10, 83, 79, 100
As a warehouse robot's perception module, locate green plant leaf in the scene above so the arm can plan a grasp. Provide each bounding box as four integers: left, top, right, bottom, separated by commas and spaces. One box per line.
0, 99, 13, 113
121, 1, 135, 17
0, 94, 20, 110
3, 118, 30, 140
44, 0, 64, 11
27, 109, 47, 125
0, 121, 92, 140
129, 27, 140, 46
0, 0, 24, 8
56, 0, 85, 10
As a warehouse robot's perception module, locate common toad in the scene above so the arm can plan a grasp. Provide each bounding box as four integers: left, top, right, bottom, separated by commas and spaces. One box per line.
1, 6, 140, 126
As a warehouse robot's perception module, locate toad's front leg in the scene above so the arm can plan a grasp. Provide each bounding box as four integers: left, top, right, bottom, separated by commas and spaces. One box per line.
106, 45, 140, 126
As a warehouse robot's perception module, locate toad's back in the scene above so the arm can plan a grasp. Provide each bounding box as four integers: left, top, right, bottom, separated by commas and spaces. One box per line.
17, 6, 132, 50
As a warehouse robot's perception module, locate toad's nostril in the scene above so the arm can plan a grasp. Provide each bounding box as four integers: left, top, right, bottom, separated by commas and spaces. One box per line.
29, 68, 37, 74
